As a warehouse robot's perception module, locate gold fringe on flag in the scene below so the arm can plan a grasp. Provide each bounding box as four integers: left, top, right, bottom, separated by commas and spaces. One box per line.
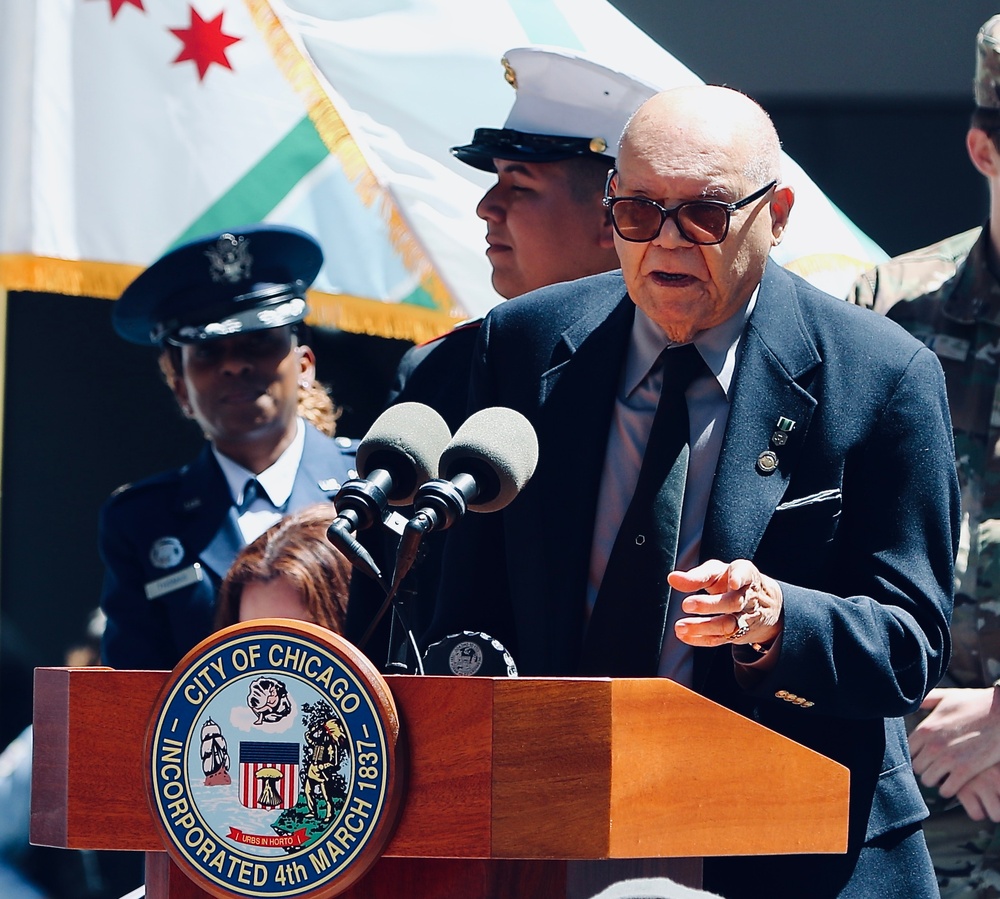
0, 255, 143, 299
783, 253, 871, 289
0, 253, 459, 344
245, 0, 462, 320
307, 292, 464, 344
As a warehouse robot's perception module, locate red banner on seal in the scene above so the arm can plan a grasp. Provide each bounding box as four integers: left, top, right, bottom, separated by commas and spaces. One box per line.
227, 827, 308, 848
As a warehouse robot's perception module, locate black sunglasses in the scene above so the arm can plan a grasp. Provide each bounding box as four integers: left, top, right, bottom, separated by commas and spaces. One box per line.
602, 171, 778, 246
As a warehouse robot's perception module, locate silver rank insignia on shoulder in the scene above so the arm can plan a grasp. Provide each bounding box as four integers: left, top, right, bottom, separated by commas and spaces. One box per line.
145, 562, 204, 600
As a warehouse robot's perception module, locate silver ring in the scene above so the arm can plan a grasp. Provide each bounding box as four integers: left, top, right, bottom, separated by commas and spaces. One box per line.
728, 615, 750, 641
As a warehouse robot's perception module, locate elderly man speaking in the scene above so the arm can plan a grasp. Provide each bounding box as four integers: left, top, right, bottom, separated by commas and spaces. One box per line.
427, 85, 960, 897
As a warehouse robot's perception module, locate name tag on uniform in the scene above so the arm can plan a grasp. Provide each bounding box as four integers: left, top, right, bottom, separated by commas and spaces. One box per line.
928, 334, 969, 362
145, 563, 204, 600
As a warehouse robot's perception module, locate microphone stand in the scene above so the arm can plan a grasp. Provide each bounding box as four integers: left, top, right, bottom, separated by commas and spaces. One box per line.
384, 555, 425, 674
355, 513, 434, 675
353, 475, 479, 675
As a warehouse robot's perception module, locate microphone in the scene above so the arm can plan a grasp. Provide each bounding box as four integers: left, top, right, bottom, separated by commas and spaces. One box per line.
420, 405, 538, 523
327, 402, 451, 585
391, 407, 538, 589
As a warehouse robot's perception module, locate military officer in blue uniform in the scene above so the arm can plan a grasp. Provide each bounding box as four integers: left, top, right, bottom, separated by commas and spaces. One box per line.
100, 224, 357, 670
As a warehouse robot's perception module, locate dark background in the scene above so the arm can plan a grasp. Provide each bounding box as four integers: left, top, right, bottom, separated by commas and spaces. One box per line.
0, 296, 411, 745
3, 2, 996, 747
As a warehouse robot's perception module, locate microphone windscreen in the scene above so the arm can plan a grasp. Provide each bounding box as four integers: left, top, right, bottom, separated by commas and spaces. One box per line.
356, 402, 452, 505
439, 407, 538, 513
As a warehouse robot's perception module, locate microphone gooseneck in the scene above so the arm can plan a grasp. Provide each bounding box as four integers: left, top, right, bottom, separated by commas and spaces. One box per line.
388, 407, 539, 594
327, 402, 451, 588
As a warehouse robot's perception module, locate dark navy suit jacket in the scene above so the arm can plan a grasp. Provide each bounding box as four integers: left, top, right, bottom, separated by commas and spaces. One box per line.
100, 422, 356, 670
344, 320, 484, 667
429, 263, 959, 894
388, 319, 483, 433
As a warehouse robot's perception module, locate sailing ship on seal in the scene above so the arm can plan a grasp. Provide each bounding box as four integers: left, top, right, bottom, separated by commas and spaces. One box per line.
200, 717, 232, 786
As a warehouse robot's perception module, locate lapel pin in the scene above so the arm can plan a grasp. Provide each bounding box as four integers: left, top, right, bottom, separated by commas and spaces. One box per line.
757, 450, 779, 475
770, 416, 796, 447
318, 478, 342, 492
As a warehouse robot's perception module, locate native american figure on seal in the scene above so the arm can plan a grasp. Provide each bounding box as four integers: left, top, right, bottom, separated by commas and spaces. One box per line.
302, 705, 348, 822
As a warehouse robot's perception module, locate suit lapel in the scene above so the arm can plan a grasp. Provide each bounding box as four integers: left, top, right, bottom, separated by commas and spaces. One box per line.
535, 291, 635, 663
702, 263, 821, 563
695, 264, 820, 688
177, 445, 243, 580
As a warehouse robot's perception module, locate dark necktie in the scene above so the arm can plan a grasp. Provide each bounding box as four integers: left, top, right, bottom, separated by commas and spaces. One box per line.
580, 343, 705, 676
237, 478, 271, 514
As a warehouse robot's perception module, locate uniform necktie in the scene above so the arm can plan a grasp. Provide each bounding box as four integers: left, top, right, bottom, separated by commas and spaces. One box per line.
237, 478, 272, 514
580, 343, 705, 676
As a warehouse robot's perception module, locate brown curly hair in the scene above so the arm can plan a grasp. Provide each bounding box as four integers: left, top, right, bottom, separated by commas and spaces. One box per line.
215, 503, 351, 634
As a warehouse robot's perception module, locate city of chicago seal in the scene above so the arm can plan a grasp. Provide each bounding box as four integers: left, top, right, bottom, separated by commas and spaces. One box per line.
144, 619, 402, 899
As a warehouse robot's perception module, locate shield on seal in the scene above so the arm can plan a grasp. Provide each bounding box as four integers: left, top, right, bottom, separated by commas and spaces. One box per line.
239, 741, 299, 810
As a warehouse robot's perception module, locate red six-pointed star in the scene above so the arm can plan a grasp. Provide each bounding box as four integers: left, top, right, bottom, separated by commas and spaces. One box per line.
90, 0, 145, 18
169, 6, 241, 81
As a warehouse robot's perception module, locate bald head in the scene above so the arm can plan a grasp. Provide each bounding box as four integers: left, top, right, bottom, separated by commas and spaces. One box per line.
620, 85, 782, 189
609, 85, 793, 343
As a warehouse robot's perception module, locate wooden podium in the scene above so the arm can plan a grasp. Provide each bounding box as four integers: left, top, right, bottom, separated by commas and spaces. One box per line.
32, 666, 849, 899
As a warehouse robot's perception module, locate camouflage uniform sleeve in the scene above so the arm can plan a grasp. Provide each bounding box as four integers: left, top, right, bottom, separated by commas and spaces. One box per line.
844, 228, 982, 316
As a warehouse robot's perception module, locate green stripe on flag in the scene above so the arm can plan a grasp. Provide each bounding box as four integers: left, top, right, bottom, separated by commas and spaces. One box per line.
169, 117, 327, 249
170, 115, 440, 310
508, 0, 582, 48
400, 283, 436, 308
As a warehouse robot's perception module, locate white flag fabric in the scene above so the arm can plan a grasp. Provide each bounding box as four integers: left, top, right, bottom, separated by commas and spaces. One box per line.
0, 0, 885, 343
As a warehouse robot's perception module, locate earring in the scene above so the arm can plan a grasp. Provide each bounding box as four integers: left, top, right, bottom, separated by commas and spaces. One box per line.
299, 380, 311, 390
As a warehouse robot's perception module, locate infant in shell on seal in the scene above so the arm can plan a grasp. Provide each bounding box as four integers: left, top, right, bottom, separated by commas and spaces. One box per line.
247, 675, 292, 725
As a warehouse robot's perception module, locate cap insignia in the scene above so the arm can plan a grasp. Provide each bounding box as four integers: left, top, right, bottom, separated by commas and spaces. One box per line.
257, 297, 306, 328
199, 319, 243, 339
589, 137, 608, 154
502, 56, 517, 89
205, 233, 253, 284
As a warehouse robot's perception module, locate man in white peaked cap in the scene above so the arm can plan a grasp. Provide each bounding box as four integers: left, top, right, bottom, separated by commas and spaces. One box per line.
394, 45, 659, 429
344, 47, 658, 666
451, 46, 659, 308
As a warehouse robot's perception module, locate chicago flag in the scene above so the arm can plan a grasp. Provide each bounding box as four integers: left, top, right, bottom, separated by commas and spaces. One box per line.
0, 0, 885, 344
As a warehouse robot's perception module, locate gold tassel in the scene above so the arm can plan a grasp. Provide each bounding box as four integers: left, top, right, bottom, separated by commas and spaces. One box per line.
244, 0, 461, 317
308, 291, 464, 343
0, 255, 143, 299
0, 253, 460, 343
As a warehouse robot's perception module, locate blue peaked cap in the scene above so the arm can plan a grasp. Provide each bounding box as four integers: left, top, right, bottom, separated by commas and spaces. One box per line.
113, 224, 323, 346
